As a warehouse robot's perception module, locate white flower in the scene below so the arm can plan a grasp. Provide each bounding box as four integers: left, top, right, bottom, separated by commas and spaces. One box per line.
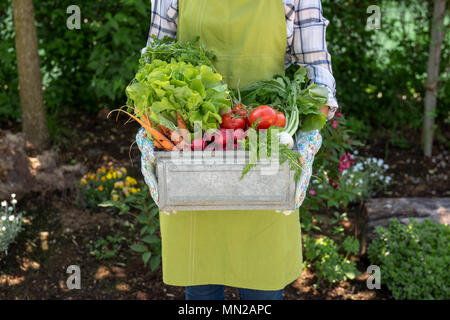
377, 159, 383, 166
353, 150, 359, 155
11, 193, 16, 198
1, 226, 5, 231
8, 206, 13, 211
383, 164, 389, 170
1, 201, 7, 207
359, 179, 363, 184
8, 215, 14, 221
11, 199, 17, 205
1, 216, 6, 221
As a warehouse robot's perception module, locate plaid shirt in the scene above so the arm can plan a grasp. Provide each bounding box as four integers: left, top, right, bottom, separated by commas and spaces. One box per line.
144, 0, 338, 119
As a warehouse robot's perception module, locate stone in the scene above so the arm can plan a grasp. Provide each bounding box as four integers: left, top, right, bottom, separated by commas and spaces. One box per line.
359, 197, 450, 254
0, 130, 84, 200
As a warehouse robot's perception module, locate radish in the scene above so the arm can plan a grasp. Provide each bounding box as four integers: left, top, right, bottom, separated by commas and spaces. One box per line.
233, 129, 246, 142
278, 132, 295, 149
191, 138, 206, 151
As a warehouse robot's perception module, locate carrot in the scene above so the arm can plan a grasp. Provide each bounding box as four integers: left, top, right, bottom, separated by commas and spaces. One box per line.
151, 136, 164, 150
177, 112, 188, 130
109, 107, 175, 151
157, 124, 172, 138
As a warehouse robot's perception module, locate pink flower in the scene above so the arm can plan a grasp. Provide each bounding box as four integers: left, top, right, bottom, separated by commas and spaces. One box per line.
308, 190, 317, 196
339, 153, 356, 173
335, 110, 343, 118
332, 120, 339, 129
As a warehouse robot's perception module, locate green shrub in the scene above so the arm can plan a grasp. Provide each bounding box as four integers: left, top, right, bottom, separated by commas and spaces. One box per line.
368, 219, 450, 300
303, 235, 360, 285
0, 0, 151, 121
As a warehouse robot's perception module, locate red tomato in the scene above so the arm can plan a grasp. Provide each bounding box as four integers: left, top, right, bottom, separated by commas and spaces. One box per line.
274, 112, 286, 128
232, 105, 249, 127
248, 105, 277, 129
220, 113, 246, 130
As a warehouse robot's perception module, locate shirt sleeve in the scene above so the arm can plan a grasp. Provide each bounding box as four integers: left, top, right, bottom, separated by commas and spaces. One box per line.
141, 0, 178, 55
287, 0, 338, 120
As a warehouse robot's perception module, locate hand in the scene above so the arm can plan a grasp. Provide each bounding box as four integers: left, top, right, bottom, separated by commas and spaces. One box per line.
319, 105, 329, 115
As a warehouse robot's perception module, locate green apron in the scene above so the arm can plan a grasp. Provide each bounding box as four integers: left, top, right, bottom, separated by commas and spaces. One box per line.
159, 0, 302, 291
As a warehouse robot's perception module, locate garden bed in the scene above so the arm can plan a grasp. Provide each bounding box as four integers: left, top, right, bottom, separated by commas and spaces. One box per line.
0, 111, 447, 300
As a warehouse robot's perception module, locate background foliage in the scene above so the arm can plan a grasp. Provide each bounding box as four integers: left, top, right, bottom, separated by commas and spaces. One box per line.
0, 0, 149, 118
323, 0, 449, 144
368, 219, 450, 299
1, 0, 449, 146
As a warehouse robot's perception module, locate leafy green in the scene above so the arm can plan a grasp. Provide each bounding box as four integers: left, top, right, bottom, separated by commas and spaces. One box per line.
140, 35, 217, 69
239, 67, 329, 133
239, 127, 306, 182
126, 59, 231, 131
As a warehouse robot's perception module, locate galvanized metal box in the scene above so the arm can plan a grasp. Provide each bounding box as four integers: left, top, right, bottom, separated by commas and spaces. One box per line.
155, 150, 296, 211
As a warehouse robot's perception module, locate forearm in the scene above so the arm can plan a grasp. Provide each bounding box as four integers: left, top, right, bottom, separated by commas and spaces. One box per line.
288, 0, 339, 120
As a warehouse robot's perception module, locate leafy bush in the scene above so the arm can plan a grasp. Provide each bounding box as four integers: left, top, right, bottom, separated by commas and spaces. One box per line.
101, 186, 162, 271
303, 235, 360, 285
0, 0, 151, 120
91, 174, 161, 271
323, 0, 449, 141
80, 165, 162, 271
368, 219, 450, 300
130, 204, 161, 271
86, 234, 131, 261
308, 152, 392, 210
0, 194, 23, 256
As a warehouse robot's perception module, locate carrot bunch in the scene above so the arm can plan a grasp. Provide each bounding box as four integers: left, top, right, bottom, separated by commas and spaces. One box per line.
109, 107, 190, 151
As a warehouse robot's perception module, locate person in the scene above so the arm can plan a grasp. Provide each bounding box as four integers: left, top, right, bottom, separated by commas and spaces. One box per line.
139, 0, 338, 300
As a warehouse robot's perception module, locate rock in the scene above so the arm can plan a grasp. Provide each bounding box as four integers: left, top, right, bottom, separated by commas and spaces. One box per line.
359, 197, 450, 254
0, 130, 84, 200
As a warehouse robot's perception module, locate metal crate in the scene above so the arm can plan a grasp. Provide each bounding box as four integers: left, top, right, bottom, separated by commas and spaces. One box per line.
155, 149, 297, 211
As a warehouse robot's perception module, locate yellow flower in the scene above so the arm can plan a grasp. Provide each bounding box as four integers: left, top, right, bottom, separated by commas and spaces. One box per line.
117, 171, 123, 179
106, 173, 113, 180
98, 185, 104, 191
120, 167, 127, 174
113, 172, 117, 179
130, 187, 137, 194
101, 167, 107, 173
126, 176, 138, 185
112, 194, 119, 201
114, 181, 124, 189
137, 188, 141, 192
80, 178, 87, 185
101, 176, 107, 182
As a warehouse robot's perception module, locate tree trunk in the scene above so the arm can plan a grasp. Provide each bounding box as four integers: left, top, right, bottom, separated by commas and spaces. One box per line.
12, 0, 49, 151
422, 0, 446, 157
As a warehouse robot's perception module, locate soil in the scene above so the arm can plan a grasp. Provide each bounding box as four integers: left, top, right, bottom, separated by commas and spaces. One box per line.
0, 111, 446, 300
